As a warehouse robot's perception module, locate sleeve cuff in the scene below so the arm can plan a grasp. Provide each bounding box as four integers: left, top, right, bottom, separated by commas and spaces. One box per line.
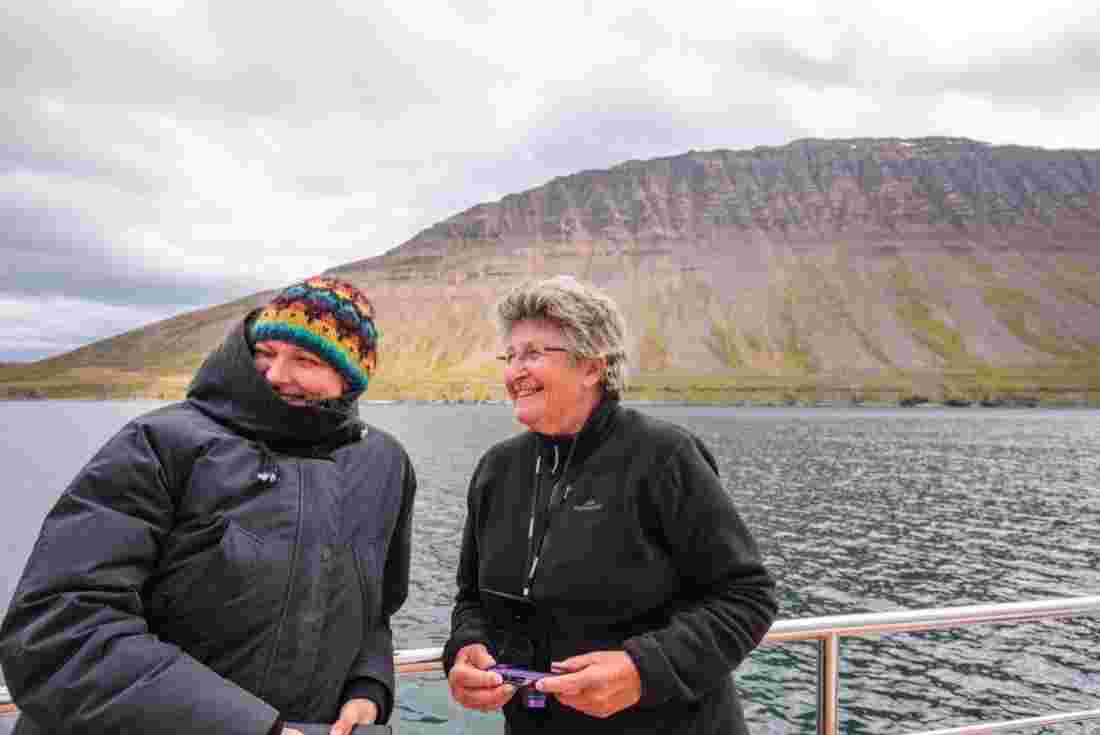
342, 677, 392, 724
442, 635, 494, 676
623, 636, 676, 708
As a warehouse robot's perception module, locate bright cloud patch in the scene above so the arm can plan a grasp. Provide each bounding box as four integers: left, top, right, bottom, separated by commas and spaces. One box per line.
1, 0, 1098, 360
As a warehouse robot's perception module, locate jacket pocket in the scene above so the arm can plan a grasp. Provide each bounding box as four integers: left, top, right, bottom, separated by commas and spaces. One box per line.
149, 517, 270, 653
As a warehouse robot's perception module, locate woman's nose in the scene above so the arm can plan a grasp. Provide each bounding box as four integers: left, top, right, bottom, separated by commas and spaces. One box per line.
503, 358, 527, 380
264, 354, 292, 385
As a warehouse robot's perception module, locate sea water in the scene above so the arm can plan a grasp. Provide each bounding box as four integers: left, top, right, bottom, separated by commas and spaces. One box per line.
3, 401, 1099, 733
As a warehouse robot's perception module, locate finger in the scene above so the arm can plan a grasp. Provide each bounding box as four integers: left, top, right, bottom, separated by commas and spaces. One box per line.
358, 701, 379, 724
330, 709, 359, 735
456, 643, 496, 669
550, 653, 595, 673
457, 683, 515, 711
536, 669, 593, 696
554, 692, 601, 718
466, 646, 498, 670
556, 693, 616, 720
452, 661, 504, 688
335, 699, 377, 730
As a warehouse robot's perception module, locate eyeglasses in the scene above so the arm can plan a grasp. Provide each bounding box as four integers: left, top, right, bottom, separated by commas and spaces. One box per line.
495, 345, 571, 367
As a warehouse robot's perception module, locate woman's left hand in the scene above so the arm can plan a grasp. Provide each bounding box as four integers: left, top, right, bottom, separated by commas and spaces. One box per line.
330, 697, 378, 735
535, 650, 642, 718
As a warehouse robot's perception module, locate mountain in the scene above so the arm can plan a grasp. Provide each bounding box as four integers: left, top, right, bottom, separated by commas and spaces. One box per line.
4, 137, 1099, 404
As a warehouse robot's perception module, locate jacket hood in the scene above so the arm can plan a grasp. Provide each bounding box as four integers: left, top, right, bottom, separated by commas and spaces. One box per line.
186, 310, 365, 449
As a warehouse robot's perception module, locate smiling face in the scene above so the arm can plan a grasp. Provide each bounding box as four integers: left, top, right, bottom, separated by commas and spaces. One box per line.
502, 319, 605, 436
253, 340, 346, 406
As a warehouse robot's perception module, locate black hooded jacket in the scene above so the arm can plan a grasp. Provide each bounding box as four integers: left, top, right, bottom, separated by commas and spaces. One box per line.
0, 315, 417, 734
444, 398, 776, 734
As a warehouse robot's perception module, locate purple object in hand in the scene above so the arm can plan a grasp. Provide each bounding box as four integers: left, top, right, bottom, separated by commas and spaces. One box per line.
489, 665, 553, 708
488, 664, 552, 687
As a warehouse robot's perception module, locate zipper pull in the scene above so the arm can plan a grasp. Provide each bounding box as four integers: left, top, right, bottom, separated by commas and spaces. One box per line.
525, 554, 540, 596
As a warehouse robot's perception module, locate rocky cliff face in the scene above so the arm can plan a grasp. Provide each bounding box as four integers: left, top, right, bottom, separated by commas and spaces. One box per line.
327, 138, 1100, 402
5, 138, 1098, 402
383, 138, 1100, 248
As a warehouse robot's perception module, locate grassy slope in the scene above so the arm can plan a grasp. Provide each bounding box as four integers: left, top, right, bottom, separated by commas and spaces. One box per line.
6, 138, 1100, 404
3, 246, 1097, 404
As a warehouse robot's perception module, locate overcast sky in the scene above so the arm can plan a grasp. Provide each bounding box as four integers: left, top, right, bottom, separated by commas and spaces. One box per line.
2, 0, 1097, 361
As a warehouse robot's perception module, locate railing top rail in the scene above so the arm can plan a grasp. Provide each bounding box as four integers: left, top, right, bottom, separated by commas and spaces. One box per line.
392, 594, 1100, 666
904, 708, 1100, 735
395, 648, 443, 666
764, 594, 1100, 642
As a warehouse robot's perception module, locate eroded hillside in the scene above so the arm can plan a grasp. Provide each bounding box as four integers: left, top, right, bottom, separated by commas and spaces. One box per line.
5, 138, 1099, 403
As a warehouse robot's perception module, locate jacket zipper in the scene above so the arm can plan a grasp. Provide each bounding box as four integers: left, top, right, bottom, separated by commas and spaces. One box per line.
523, 438, 578, 597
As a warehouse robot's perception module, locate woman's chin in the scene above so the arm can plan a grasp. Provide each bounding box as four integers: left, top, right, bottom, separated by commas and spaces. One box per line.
512, 407, 538, 429
511, 400, 543, 430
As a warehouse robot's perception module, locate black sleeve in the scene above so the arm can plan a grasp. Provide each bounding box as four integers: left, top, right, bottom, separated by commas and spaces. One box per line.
346, 452, 417, 724
0, 422, 280, 734
340, 677, 391, 725
442, 455, 494, 674
622, 435, 778, 707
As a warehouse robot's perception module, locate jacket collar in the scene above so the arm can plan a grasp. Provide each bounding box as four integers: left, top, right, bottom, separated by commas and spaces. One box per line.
533, 394, 620, 470
186, 310, 365, 450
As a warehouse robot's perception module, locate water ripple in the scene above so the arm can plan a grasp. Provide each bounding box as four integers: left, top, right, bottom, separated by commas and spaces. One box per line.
4, 403, 1099, 732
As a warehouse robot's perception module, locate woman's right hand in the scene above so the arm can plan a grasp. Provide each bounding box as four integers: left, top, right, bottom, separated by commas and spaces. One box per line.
447, 643, 516, 712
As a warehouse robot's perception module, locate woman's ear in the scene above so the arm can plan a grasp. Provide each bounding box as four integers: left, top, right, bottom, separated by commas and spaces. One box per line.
581, 356, 607, 389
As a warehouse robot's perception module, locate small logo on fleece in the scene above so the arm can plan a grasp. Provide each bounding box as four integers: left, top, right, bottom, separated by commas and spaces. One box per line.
573, 499, 603, 512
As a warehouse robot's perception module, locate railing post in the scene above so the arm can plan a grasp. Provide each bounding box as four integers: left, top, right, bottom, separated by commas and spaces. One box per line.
817, 633, 840, 735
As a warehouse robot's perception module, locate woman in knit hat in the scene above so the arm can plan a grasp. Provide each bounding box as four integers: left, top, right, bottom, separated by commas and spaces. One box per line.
250, 277, 380, 405
0, 276, 415, 735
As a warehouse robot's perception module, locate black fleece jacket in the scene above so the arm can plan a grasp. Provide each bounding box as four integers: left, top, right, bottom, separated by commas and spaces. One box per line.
444, 398, 777, 734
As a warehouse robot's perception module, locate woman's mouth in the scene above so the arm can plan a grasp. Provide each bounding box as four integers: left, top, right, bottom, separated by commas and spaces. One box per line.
511, 383, 542, 399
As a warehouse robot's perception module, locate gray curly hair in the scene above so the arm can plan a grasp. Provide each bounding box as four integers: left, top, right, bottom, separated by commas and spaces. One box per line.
496, 275, 629, 398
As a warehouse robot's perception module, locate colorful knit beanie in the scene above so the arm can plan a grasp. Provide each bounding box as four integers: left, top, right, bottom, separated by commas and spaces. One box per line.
250, 276, 379, 393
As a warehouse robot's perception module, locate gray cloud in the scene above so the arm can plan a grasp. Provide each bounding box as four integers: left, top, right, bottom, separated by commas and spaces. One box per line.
1, 0, 1097, 361
0, 144, 116, 181
1, 193, 258, 308
934, 32, 1100, 102
734, 36, 861, 89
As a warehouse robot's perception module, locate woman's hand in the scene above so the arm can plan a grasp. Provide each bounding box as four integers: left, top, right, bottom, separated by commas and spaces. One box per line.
536, 651, 642, 718
330, 697, 378, 735
447, 643, 516, 712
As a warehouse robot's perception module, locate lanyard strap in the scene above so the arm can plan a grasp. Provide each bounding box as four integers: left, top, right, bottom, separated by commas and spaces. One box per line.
524, 436, 578, 597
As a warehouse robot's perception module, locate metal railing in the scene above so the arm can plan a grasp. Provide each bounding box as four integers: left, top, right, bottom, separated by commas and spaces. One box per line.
394, 595, 1100, 735
3, 596, 1098, 731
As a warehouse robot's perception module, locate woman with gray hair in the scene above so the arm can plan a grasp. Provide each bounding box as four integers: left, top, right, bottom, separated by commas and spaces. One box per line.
444, 275, 776, 734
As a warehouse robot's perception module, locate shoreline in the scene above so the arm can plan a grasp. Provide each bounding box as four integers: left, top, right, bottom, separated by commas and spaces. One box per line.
1, 396, 1097, 409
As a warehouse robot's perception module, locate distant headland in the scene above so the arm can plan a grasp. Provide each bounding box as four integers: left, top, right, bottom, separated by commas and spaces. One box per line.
4, 137, 1099, 406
